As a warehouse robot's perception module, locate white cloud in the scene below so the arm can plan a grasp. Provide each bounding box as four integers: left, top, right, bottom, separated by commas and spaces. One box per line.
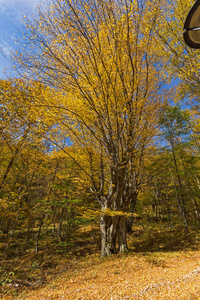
0, 37, 13, 56
0, 1, 34, 24
0, 0, 51, 21
0, 0, 40, 10
0, 0, 52, 78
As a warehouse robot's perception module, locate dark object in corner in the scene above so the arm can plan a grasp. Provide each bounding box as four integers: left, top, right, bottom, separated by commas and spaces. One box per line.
183, 0, 200, 48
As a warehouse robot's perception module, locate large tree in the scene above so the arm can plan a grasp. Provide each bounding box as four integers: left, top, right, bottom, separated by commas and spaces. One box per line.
12, 0, 168, 256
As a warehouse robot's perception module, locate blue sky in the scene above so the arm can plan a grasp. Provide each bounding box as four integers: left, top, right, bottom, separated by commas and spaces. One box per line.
0, 0, 45, 79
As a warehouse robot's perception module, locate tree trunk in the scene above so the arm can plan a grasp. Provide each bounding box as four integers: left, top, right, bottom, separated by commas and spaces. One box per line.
127, 192, 137, 233
35, 214, 45, 253
100, 215, 119, 256
100, 213, 129, 256
118, 216, 128, 252
171, 144, 188, 232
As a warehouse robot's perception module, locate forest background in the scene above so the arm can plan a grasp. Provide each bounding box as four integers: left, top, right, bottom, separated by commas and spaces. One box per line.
0, 0, 200, 297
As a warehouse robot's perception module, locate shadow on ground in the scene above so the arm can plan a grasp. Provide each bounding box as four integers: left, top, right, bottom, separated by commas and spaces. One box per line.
129, 226, 200, 253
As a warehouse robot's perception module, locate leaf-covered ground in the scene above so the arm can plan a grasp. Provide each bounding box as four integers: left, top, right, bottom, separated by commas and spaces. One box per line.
1, 225, 200, 299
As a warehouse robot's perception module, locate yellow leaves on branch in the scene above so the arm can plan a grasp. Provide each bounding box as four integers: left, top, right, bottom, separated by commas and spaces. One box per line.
77, 206, 138, 219
9, 0, 170, 213
0, 78, 63, 132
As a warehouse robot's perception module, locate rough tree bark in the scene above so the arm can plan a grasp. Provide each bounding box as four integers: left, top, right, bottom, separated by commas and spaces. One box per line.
100, 214, 119, 256
100, 214, 128, 256
127, 192, 138, 233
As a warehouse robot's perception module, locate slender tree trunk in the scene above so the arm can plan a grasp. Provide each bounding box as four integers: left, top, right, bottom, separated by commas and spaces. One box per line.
0, 130, 29, 191
171, 144, 188, 231
178, 148, 200, 223
35, 214, 45, 253
166, 196, 172, 228
196, 176, 200, 190
173, 175, 188, 231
